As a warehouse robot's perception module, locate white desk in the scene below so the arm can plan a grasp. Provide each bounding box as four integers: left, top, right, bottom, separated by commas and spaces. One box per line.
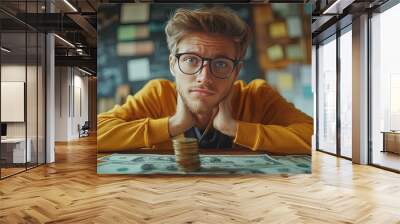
1, 138, 32, 163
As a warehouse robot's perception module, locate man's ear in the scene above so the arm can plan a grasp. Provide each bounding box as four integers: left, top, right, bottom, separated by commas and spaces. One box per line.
169, 54, 176, 78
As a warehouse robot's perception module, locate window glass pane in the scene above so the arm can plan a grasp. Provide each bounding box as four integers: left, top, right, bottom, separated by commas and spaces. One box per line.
0, 0, 46, 178
27, 31, 38, 169
318, 36, 337, 154
371, 3, 400, 171
1, 31, 28, 177
340, 28, 352, 158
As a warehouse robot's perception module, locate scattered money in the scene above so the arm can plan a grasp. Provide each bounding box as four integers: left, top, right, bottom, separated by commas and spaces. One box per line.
97, 154, 312, 175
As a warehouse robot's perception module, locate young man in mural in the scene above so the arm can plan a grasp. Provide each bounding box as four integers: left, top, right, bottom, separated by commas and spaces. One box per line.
97, 7, 313, 155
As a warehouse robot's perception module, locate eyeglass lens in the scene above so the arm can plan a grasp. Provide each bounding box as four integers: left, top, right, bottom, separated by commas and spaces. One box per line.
178, 54, 234, 78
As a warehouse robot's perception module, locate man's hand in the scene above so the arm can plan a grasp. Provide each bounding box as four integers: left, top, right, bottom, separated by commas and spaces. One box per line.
213, 90, 238, 137
168, 94, 195, 137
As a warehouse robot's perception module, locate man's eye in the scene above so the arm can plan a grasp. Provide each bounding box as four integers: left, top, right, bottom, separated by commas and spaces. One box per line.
214, 61, 227, 68
183, 57, 198, 64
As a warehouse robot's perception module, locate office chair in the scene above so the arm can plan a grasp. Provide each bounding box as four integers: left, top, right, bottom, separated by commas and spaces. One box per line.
79, 121, 90, 138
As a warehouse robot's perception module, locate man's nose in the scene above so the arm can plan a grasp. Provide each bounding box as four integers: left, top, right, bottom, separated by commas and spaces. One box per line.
196, 61, 213, 83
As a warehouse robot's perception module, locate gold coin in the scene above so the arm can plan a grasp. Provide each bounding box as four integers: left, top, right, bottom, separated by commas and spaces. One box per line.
174, 147, 198, 152
174, 148, 198, 153
173, 144, 198, 147
173, 142, 198, 146
172, 137, 201, 172
173, 146, 198, 150
172, 137, 198, 143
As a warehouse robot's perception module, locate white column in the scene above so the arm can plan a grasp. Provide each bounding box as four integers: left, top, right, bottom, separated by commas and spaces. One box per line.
46, 33, 55, 163
312, 45, 317, 151
352, 14, 369, 164
45, 1, 55, 163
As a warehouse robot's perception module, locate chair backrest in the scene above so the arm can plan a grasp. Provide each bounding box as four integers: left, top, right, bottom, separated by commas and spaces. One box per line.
82, 121, 90, 129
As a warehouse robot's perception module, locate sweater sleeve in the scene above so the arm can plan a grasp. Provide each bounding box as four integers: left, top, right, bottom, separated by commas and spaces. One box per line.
97, 80, 175, 152
232, 80, 313, 155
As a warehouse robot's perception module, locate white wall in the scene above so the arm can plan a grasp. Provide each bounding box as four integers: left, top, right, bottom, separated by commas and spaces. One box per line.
54, 67, 89, 141
0, 65, 37, 138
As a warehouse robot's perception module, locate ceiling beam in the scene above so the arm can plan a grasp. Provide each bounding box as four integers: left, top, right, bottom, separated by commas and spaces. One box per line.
55, 55, 96, 74
67, 13, 97, 45
323, 0, 356, 15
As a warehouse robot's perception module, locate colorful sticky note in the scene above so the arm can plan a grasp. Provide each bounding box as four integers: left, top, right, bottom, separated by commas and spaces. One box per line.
286, 44, 304, 60
127, 58, 150, 81
267, 45, 284, 61
117, 41, 154, 56
118, 25, 149, 41
272, 4, 299, 17
269, 22, 287, 39
287, 17, 303, 38
300, 65, 311, 85
277, 73, 294, 91
120, 4, 149, 23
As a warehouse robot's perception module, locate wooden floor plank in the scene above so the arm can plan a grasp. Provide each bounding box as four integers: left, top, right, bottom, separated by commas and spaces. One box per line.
0, 135, 399, 223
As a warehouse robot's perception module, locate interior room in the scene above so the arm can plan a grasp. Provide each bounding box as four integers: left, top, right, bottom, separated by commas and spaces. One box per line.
0, 0, 399, 223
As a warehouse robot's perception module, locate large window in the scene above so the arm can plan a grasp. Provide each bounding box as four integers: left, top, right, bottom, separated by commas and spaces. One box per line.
371, 2, 400, 171
317, 35, 337, 154
316, 25, 353, 159
339, 27, 352, 158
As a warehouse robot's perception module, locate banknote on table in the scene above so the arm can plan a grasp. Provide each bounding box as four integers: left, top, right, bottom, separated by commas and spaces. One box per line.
97, 154, 311, 175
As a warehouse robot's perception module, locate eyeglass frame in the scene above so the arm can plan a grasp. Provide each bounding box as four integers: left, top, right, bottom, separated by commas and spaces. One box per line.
174, 52, 243, 79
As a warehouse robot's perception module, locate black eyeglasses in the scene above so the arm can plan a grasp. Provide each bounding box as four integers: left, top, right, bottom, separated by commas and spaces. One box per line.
175, 53, 242, 79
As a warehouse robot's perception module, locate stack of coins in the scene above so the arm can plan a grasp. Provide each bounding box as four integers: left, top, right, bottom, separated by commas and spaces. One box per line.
172, 137, 201, 172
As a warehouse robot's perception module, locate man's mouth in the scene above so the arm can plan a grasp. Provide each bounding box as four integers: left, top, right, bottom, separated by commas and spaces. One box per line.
190, 88, 216, 96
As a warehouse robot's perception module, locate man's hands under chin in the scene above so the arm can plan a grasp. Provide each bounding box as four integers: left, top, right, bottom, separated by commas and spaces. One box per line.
168, 94, 195, 137
212, 90, 238, 137
168, 90, 238, 138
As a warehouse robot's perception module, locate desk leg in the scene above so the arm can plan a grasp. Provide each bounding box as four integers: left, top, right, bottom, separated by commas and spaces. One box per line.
382, 133, 386, 153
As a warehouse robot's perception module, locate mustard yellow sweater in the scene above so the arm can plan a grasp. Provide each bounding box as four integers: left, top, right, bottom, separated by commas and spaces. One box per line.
97, 79, 313, 154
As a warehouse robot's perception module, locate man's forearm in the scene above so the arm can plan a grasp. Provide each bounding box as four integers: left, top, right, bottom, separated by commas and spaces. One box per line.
97, 115, 170, 152
233, 121, 313, 154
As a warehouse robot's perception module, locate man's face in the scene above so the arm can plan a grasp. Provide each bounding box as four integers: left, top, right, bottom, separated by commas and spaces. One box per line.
169, 32, 242, 114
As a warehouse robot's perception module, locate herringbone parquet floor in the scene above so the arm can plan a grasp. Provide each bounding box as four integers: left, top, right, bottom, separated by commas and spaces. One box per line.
1, 136, 400, 224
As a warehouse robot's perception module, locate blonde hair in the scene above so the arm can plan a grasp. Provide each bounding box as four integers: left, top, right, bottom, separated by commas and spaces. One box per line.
165, 7, 252, 60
